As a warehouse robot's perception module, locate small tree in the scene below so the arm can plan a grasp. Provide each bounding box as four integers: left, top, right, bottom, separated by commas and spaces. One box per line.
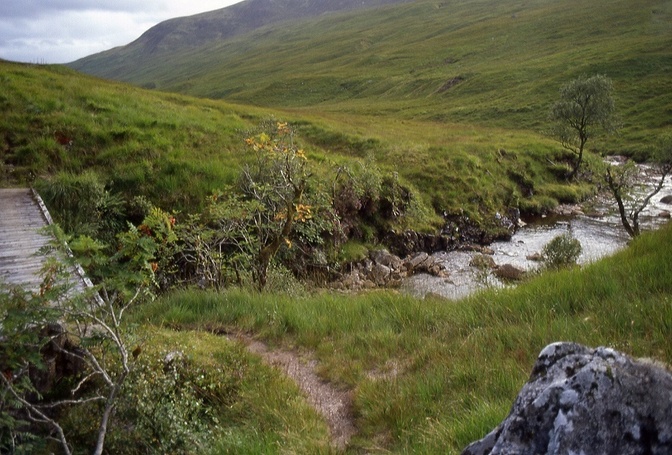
240, 122, 312, 289
549, 74, 617, 179
172, 122, 338, 291
604, 136, 672, 238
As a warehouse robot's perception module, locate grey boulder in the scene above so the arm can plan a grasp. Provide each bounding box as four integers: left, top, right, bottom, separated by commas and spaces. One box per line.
462, 342, 672, 455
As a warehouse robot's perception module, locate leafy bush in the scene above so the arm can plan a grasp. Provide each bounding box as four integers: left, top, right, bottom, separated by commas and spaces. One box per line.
541, 232, 582, 270
107, 353, 216, 453
63, 347, 245, 455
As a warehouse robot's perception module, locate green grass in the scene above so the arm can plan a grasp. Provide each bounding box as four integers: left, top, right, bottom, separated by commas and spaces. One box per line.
1, 60, 594, 227
131, 223, 672, 453
70, 0, 672, 154
0, 61, 261, 211
3, 0, 671, 451
116, 327, 333, 454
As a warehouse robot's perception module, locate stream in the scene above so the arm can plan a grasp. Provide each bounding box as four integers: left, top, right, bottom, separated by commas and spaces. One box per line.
403, 165, 672, 300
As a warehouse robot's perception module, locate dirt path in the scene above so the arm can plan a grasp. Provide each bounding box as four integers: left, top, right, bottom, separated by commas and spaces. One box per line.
229, 333, 357, 451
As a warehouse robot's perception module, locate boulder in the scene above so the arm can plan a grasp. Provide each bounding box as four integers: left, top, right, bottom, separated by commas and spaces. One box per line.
462, 342, 672, 455
370, 249, 404, 270
370, 263, 392, 286
470, 254, 496, 269
405, 252, 430, 271
334, 249, 449, 290
407, 254, 449, 277
660, 195, 672, 205
526, 252, 543, 262
493, 263, 526, 281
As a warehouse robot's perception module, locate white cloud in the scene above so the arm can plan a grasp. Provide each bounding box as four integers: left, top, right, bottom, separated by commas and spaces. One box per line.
0, 1, 242, 64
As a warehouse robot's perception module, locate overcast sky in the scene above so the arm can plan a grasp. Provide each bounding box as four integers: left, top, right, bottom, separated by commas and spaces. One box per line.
0, 1, 244, 64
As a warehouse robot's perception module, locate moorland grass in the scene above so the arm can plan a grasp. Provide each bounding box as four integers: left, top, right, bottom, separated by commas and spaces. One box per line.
132, 222, 672, 453
1, 60, 592, 226
0, 61, 259, 210
72, 0, 672, 154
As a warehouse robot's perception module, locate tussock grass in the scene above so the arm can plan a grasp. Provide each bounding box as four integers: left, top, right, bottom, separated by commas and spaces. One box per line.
133, 223, 672, 453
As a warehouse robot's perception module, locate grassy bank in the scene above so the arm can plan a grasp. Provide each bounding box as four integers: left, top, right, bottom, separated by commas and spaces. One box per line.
1, 60, 590, 226
131, 223, 672, 453
0, 61, 260, 210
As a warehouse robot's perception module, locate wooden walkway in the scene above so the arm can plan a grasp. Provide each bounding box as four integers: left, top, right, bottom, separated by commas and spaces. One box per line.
0, 188, 88, 294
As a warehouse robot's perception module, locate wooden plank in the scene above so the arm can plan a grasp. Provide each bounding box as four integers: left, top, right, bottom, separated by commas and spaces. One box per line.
0, 188, 94, 298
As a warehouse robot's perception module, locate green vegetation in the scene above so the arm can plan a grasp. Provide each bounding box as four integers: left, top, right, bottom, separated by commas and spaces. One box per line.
129, 223, 672, 453
541, 232, 582, 269
549, 74, 617, 179
0, 61, 253, 210
2, 0, 672, 451
71, 0, 672, 153
1, 60, 595, 231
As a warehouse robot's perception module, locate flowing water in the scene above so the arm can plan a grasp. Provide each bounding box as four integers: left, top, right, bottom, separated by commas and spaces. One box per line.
403, 166, 672, 300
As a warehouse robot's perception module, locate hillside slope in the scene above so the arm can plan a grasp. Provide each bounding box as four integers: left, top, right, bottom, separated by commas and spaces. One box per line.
2, 60, 595, 226
68, 0, 672, 151
69, 0, 412, 79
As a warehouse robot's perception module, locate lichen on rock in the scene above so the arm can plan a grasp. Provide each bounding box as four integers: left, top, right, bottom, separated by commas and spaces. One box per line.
462, 342, 672, 455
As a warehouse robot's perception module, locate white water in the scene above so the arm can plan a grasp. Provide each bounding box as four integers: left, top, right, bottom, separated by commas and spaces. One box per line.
403, 166, 672, 300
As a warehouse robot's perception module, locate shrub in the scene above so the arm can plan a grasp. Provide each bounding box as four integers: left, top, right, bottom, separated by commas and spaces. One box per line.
35, 170, 126, 241
541, 232, 582, 270
67, 348, 245, 455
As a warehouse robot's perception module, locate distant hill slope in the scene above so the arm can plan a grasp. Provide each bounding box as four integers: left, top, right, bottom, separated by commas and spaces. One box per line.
68, 0, 672, 152
69, 0, 412, 77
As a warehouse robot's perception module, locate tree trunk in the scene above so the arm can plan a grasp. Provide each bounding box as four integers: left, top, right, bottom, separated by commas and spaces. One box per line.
254, 187, 301, 290
605, 167, 636, 238
613, 191, 637, 238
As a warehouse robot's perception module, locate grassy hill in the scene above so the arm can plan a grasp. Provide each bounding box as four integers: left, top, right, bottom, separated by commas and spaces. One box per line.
69, 0, 412, 63
69, 0, 672, 153
1, 60, 592, 224
0, 61, 262, 210
2, 0, 672, 451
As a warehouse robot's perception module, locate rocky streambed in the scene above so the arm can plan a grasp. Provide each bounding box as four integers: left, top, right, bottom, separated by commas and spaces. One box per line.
333, 164, 672, 299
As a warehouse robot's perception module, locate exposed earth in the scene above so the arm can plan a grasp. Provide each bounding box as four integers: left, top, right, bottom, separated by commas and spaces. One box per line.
226, 332, 357, 450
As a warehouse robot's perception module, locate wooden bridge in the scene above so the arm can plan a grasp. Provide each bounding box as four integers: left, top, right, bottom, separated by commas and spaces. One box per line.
0, 188, 91, 294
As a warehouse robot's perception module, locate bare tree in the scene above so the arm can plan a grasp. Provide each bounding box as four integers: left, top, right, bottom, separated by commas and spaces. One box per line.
604, 136, 672, 237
